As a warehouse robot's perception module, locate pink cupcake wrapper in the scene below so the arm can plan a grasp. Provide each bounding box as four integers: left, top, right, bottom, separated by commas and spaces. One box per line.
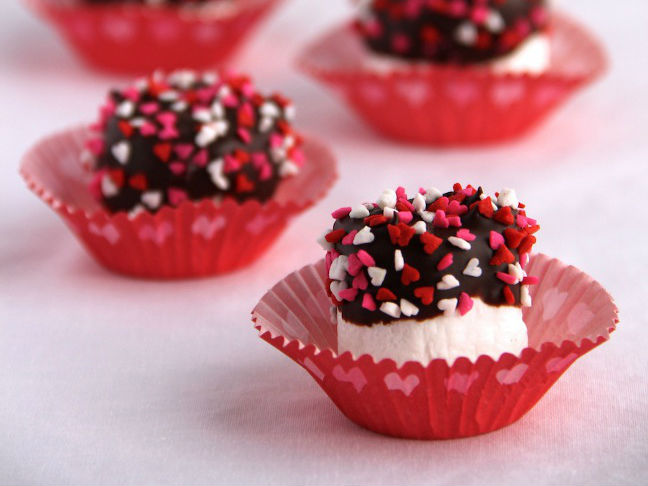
24, 0, 283, 73
297, 13, 607, 146
20, 126, 337, 278
252, 253, 618, 439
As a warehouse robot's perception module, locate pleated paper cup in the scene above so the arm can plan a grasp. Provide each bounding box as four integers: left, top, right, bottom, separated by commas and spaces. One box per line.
298, 13, 606, 146
20, 126, 337, 279
24, 0, 283, 74
252, 253, 618, 439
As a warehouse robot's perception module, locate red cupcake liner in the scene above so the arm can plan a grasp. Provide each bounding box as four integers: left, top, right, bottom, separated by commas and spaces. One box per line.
24, 0, 283, 74
20, 126, 337, 278
298, 13, 607, 146
252, 253, 618, 439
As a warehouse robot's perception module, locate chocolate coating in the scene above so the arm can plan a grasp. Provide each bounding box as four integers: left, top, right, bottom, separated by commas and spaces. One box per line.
356, 0, 549, 64
325, 185, 539, 326
87, 71, 303, 213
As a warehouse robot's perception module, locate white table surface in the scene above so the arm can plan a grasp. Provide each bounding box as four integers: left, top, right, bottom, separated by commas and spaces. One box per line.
1, 0, 647, 484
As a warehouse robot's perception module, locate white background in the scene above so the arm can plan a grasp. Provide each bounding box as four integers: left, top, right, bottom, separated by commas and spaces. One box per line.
1, 0, 647, 484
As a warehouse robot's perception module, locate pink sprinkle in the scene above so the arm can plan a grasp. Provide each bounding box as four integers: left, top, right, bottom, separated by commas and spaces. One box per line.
398, 211, 413, 224
357, 250, 375, 267
437, 252, 453, 271
193, 149, 208, 167
396, 186, 407, 200
174, 144, 194, 160
342, 230, 358, 246
221, 94, 239, 107
241, 82, 255, 98
448, 216, 462, 227
237, 128, 251, 144
392, 33, 410, 53
489, 231, 505, 250
159, 127, 179, 140
496, 272, 518, 285
290, 148, 306, 167
463, 186, 476, 196
458, 292, 473, 316
269, 134, 283, 149
433, 210, 449, 228
169, 162, 186, 175
167, 188, 187, 207
338, 288, 358, 302
140, 102, 159, 115
122, 86, 140, 102
157, 112, 176, 126
446, 200, 468, 216
448, 0, 468, 16
224, 154, 241, 173
522, 276, 539, 285
520, 252, 529, 269
456, 229, 476, 241
527, 217, 537, 226
418, 187, 426, 195
364, 19, 382, 38
332, 207, 352, 219
139, 122, 157, 136
353, 271, 368, 290
362, 293, 377, 311
85, 138, 104, 156
516, 214, 528, 228
471, 6, 489, 23
347, 252, 362, 276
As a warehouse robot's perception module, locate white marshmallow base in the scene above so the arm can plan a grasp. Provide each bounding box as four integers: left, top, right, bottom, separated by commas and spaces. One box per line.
365, 33, 551, 76
337, 298, 528, 366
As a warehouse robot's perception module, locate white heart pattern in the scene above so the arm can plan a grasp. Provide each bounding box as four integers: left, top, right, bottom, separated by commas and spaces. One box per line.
546, 353, 578, 374
138, 222, 173, 245
332, 364, 367, 393
566, 302, 595, 335
384, 372, 420, 396
245, 213, 277, 235
88, 222, 120, 245
445, 371, 480, 394
395, 80, 431, 106
191, 215, 227, 240
302, 358, 325, 382
491, 81, 525, 107
542, 288, 568, 321
496, 363, 529, 385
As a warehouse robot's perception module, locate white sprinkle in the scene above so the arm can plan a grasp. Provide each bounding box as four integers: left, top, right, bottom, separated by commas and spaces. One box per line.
437, 274, 460, 290
211, 101, 225, 119
349, 205, 370, 219
116, 100, 135, 118
400, 299, 419, 317
202, 72, 218, 85
383, 206, 396, 219
412, 193, 426, 212
195, 125, 218, 147
111, 141, 130, 165
486, 10, 505, 33
171, 101, 188, 112
353, 226, 375, 245
419, 210, 435, 223
367, 266, 386, 287
508, 262, 525, 283
380, 302, 401, 318
158, 90, 178, 102
193, 109, 213, 123
260, 102, 280, 118
169, 69, 196, 89
284, 104, 296, 121
455, 21, 478, 45
412, 221, 427, 234
448, 236, 471, 250
259, 117, 274, 133
438, 298, 458, 316
497, 188, 519, 208
279, 161, 299, 177
207, 159, 229, 190
463, 258, 482, 277
128, 204, 145, 218
424, 186, 442, 203
317, 228, 333, 250
521, 285, 532, 307
328, 255, 349, 281
101, 174, 118, 197
129, 117, 145, 127
394, 249, 404, 271
330, 281, 348, 301
377, 189, 397, 209
141, 190, 162, 210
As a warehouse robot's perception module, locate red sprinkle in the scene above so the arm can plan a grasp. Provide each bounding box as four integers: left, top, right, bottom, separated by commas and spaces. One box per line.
153, 142, 172, 162
518, 235, 536, 254
437, 252, 453, 271
475, 197, 494, 218
388, 223, 416, 247
401, 264, 421, 285
428, 196, 449, 212
128, 173, 147, 191
494, 206, 515, 225
376, 288, 397, 301
522, 275, 539, 285
490, 245, 515, 266
420, 232, 443, 254
414, 286, 435, 305
365, 214, 389, 227
338, 288, 358, 302
325, 229, 346, 243
503, 228, 525, 249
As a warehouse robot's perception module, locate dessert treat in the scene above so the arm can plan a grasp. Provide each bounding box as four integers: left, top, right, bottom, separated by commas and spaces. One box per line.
298, 4, 606, 144
86, 70, 303, 214
20, 70, 336, 278
355, 0, 550, 74
319, 184, 538, 365
252, 185, 617, 439
25, 0, 282, 73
